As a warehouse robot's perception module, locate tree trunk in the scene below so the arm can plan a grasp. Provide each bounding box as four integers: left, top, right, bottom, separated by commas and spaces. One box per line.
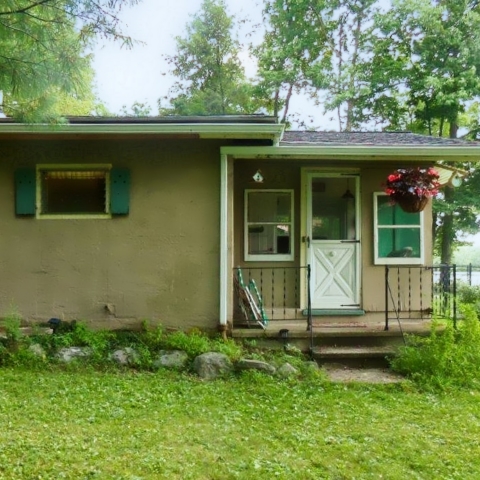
449, 121, 458, 139
438, 117, 459, 264
440, 186, 455, 265
281, 83, 294, 124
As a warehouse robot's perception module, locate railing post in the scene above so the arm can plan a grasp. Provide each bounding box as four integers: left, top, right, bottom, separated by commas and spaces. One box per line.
385, 266, 389, 331
453, 264, 457, 329
307, 264, 313, 351
307, 264, 312, 330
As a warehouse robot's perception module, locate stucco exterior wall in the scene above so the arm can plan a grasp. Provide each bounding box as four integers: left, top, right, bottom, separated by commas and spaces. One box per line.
360, 165, 433, 312
0, 138, 222, 330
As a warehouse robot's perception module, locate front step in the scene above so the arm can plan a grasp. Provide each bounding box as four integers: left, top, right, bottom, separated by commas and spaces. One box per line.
311, 345, 398, 361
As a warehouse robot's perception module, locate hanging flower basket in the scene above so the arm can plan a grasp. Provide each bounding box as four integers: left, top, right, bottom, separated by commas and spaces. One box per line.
391, 193, 429, 213
384, 167, 440, 213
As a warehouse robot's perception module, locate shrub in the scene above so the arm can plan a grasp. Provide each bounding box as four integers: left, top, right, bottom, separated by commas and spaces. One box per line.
158, 330, 243, 360
457, 283, 480, 318
32, 321, 114, 361
391, 305, 480, 390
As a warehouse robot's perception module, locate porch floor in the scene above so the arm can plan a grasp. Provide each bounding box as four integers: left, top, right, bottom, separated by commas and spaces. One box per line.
232, 318, 436, 339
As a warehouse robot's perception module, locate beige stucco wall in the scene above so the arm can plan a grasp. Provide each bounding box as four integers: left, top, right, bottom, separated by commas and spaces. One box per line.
0, 138, 223, 330
233, 159, 434, 317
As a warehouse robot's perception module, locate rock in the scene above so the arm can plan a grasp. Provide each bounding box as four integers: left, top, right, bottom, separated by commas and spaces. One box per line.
304, 361, 320, 371
284, 344, 302, 356
110, 347, 139, 366
56, 346, 92, 363
236, 358, 276, 375
153, 350, 189, 370
276, 362, 299, 378
193, 352, 233, 380
28, 343, 46, 359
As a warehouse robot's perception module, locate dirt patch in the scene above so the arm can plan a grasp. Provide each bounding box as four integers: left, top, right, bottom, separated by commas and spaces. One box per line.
323, 363, 405, 384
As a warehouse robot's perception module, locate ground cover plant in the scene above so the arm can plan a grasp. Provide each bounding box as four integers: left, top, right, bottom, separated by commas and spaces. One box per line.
2, 311, 480, 478
391, 304, 480, 391
1, 369, 480, 479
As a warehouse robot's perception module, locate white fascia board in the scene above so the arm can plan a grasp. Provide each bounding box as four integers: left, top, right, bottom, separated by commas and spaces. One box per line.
220, 145, 480, 162
0, 123, 284, 142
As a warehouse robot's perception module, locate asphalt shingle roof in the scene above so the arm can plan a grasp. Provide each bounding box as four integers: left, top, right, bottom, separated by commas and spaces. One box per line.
281, 131, 478, 146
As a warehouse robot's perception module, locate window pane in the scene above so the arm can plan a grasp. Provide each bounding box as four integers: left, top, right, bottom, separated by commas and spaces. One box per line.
378, 228, 421, 258
248, 224, 291, 255
248, 192, 291, 223
377, 196, 420, 226
42, 171, 107, 214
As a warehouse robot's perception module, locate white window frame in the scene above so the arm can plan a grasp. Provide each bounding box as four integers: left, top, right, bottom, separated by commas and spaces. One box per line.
373, 192, 424, 265
36, 164, 112, 219
244, 189, 294, 262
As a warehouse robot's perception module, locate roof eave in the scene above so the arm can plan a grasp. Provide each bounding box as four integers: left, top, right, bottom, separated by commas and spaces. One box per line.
0, 123, 285, 143
220, 145, 480, 162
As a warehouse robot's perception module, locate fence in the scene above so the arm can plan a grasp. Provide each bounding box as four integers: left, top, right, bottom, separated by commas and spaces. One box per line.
454, 264, 480, 286
385, 265, 457, 330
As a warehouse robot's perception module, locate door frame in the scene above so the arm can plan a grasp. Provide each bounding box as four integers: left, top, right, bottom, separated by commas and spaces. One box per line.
300, 168, 362, 309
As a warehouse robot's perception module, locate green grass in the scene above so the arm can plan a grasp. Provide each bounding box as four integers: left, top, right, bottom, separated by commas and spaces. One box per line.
1, 369, 479, 479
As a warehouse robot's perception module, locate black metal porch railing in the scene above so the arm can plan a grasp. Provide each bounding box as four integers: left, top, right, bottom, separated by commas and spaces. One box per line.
385, 265, 457, 331
233, 265, 311, 329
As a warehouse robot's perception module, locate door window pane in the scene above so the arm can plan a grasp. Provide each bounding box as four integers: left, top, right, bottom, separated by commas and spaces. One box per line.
311, 177, 356, 241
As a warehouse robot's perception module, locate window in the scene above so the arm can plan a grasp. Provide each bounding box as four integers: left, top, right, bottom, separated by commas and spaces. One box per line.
36, 166, 111, 218
40, 169, 109, 215
15, 165, 130, 218
373, 193, 424, 264
245, 189, 294, 261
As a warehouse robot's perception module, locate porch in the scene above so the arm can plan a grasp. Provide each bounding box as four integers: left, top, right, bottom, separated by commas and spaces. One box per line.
231, 265, 456, 356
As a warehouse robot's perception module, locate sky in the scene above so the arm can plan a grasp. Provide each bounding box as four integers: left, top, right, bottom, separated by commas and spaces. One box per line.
93, 0, 262, 113
92, 0, 328, 126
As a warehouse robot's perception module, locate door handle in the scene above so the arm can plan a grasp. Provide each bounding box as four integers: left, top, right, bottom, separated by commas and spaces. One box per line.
302, 236, 310, 248
340, 240, 360, 243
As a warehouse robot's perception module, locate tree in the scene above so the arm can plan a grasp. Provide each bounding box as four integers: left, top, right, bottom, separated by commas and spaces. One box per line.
255, 0, 386, 129
0, 0, 140, 120
161, 0, 259, 115
311, 0, 382, 131
254, 0, 343, 125
374, 0, 480, 263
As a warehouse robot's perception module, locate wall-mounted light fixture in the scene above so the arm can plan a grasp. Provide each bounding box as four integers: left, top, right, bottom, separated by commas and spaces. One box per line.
252, 170, 264, 183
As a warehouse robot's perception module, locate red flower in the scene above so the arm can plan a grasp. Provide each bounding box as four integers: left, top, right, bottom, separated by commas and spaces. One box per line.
384, 167, 440, 200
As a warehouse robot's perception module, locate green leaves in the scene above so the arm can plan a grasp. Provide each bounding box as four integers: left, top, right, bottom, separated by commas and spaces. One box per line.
0, 0, 139, 121
162, 0, 261, 116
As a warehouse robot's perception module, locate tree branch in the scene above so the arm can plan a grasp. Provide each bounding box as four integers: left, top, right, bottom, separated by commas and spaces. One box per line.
0, 0, 55, 16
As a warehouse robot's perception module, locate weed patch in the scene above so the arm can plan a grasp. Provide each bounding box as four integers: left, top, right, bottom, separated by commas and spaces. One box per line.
391, 305, 480, 390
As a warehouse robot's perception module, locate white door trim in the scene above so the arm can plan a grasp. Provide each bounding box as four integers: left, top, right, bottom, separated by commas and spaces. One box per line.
301, 169, 361, 309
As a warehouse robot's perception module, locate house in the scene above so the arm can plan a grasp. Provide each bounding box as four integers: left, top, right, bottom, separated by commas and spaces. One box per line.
0, 116, 478, 334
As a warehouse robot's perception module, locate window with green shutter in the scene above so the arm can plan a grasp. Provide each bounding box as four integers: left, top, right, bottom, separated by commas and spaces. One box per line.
18, 165, 130, 219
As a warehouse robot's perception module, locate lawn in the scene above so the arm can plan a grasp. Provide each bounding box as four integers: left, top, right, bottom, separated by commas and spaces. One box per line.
1, 369, 479, 479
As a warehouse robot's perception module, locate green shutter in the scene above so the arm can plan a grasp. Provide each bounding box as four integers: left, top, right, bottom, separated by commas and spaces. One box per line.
15, 168, 36, 215
110, 168, 130, 215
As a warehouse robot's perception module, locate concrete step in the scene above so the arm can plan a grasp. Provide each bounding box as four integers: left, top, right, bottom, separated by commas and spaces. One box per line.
311, 345, 398, 361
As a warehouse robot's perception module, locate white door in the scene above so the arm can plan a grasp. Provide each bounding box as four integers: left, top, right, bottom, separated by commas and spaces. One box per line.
306, 174, 360, 309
